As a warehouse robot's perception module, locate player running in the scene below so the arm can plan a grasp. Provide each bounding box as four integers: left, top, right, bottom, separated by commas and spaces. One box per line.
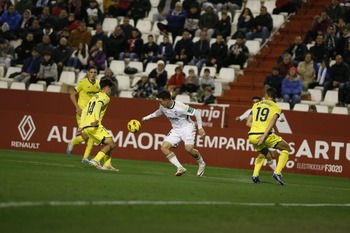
78, 77, 117, 171
246, 88, 291, 185
142, 90, 206, 177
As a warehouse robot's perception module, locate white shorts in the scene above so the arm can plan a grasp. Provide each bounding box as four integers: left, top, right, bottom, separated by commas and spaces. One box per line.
165, 124, 196, 146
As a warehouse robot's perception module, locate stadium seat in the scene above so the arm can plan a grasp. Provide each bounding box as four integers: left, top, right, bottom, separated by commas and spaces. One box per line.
199, 66, 216, 77
276, 102, 290, 110
319, 90, 338, 106
116, 75, 131, 90
102, 18, 118, 33
77, 72, 86, 82
0, 80, 8, 89
131, 76, 141, 87
214, 81, 223, 96
315, 105, 329, 113
58, 71, 76, 85
245, 40, 261, 57
28, 83, 45, 91
293, 103, 309, 112
175, 94, 191, 103
128, 61, 144, 73
0, 65, 4, 78
5, 66, 21, 78
10, 82, 26, 90
192, 36, 200, 43
136, 19, 152, 34
246, 0, 261, 14
173, 36, 182, 48
218, 67, 235, 83
145, 62, 157, 75
209, 38, 216, 47
227, 39, 236, 48
331, 106, 348, 115
119, 90, 133, 98
150, 0, 159, 7
182, 65, 198, 76
264, 1, 276, 14
271, 14, 285, 31
165, 64, 179, 76
46, 85, 62, 93
110, 60, 125, 75
145, 7, 158, 21
301, 89, 322, 105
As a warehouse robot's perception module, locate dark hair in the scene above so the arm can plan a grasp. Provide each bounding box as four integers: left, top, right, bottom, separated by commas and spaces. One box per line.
100, 77, 114, 89
87, 65, 97, 71
252, 96, 261, 101
156, 90, 172, 100
266, 88, 277, 99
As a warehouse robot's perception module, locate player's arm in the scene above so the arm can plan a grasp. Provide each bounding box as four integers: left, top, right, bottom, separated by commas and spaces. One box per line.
142, 109, 163, 122
70, 90, 82, 115
193, 109, 206, 137
237, 109, 251, 122
257, 114, 279, 145
91, 101, 103, 126
246, 114, 252, 127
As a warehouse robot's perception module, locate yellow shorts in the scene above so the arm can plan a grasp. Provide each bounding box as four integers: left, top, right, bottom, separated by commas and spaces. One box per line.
82, 125, 111, 145
76, 114, 81, 125
248, 133, 283, 152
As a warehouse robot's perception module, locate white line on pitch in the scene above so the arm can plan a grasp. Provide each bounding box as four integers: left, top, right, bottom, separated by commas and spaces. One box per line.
1, 201, 350, 208
2, 159, 76, 168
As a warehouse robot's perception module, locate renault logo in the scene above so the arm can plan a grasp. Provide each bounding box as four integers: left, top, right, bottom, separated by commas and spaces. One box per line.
18, 115, 36, 141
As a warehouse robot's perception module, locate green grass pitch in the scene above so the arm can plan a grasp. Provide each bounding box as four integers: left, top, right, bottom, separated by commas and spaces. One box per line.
0, 149, 349, 233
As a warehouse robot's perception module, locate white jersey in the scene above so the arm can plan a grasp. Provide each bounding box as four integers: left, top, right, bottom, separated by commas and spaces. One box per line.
160, 101, 196, 129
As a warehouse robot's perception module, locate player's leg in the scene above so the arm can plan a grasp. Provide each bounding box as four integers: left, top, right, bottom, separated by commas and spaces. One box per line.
185, 144, 206, 177
67, 115, 85, 156
252, 147, 269, 183
266, 149, 277, 171
161, 130, 186, 176
271, 136, 291, 186
82, 138, 94, 163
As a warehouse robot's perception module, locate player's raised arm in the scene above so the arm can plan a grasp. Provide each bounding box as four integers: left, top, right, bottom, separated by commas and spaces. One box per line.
142, 109, 163, 122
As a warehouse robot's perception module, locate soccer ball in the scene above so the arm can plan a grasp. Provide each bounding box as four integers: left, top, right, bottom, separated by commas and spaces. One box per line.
127, 119, 141, 133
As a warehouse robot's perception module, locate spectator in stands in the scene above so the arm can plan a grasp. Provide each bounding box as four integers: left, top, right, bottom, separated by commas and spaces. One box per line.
324, 25, 337, 60
303, 11, 333, 44
334, 17, 346, 39
281, 35, 308, 66
17, 9, 33, 38
202, 0, 226, 12
336, 75, 350, 106
297, 52, 316, 91
148, 60, 168, 92
154, 35, 175, 64
120, 16, 134, 39
272, 0, 299, 15
281, 66, 302, 109
336, 23, 350, 57
132, 73, 156, 98
68, 42, 88, 71
0, 38, 15, 69
25, 18, 43, 43
0, 5, 21, 32
128, 0, 151, 25
35, 34, 54, 56
246, 6, 273, 44
31, 51, 57, 86
0, 0, 12, 15
183, 3, 200, 37
67, 0, 83, 21
208, 34, 227, 72
324, 0, 345, 23
190, 30, 210, 74
215, 10, 231, 39
157, 2, 187, 41
278, 53, 293, 76
103, 0, 115, 14
88, 39, 107, 71
42, 24, 57, 46
66, 13, 79, 32
223, 0, 243, 15
195, 3, 219, 40
107, 0, 122, 17
15, 0, 33, 14
174, 29, 194, 65
119, 28, 143, 61
106, 25, 126, 60
167, 66, 186, 95
222, 35, 249, 69
55, 27, 71, 46
323, 54, 349, 99
182, 0, 200, 13
52, 37, 72, 76
309, 34, 329, 64
153, 0, 178, 22
141, 34, 158, 68
101, 68, 119, 96
13, 47, 42, 88
264, 66, 283, 98
68, 21, 92, 51
33, 0, 50, 16
37, 6, 54, 27
84, 0, 103, 28
15, 32, 36, 64
232, 7, 254, 39
90, 24, 108, 47
50, 0, 67, 17
308, 104, 317, 112
198, 86, 216, 105
312, 59, 329, 88
199, 68, 215, 97
182, 68, 199, 94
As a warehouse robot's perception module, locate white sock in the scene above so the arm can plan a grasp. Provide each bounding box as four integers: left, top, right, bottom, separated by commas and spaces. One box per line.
166, 152, 183, 168
267, 160, 276, 171
195, 154, 205, 165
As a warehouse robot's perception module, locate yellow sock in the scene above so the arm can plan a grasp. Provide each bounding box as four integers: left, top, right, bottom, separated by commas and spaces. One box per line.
83, 138, 94, 159
275, 150, 289, 174
103, 155, 111, 167
93, 151, 106, 162
253, 154, 265, 177
71, 136, 84, 146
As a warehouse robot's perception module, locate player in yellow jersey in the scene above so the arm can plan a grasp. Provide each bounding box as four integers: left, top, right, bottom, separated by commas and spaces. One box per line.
78, 77, 117, 171
246, 88, 291, 186
67, 66, 101, 163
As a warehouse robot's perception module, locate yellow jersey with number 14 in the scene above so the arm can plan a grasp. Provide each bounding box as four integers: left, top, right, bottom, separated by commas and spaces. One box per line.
248, 99, 281, 134
80, 92, 110, 128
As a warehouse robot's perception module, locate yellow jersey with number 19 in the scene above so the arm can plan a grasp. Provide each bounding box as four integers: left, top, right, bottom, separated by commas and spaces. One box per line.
80, 92, 110, 128
248, 99, 281, 134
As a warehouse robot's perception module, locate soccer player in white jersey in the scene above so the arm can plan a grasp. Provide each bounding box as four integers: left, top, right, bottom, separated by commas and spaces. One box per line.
142, 90, 206, 177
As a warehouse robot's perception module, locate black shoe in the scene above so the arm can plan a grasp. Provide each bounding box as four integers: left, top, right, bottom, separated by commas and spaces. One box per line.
252, 176, 260, 183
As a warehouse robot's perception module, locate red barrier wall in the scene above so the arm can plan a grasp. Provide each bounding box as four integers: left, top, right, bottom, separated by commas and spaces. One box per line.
1, 89, 349, 177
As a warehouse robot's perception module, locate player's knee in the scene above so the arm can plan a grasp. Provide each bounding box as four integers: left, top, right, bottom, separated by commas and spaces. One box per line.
161, 144, 171, 154
184, 144, 194, 152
